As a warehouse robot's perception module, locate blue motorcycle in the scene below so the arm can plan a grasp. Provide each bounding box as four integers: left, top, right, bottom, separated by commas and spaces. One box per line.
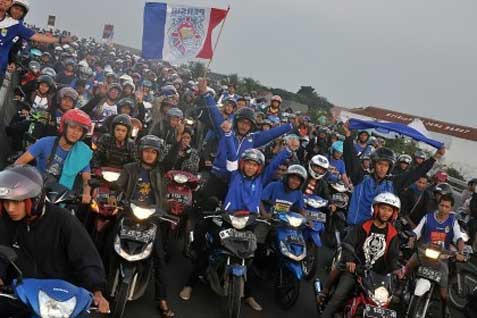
302, 194, 327, 280
271, 212, 307, 310
0, 245, 95, 318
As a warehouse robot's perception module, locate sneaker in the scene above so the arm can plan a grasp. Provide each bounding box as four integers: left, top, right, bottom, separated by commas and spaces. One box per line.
245, 297, 263, 311
179, 286, 192, 301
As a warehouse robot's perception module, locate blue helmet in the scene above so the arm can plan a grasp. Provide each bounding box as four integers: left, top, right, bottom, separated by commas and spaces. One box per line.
331, 141, 344, 153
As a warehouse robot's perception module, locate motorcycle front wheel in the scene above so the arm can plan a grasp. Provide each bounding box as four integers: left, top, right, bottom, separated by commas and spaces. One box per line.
302, 241, 318, 281
225, 275, 243, 318
112, 280, 131, 318
274, 267, 301, 310
448, 277, 469, 310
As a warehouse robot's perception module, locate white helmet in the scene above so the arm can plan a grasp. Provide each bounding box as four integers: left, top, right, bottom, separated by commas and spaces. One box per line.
119, 74, 133, 83
308, 155, 329, 180
373, 192, 401, 211
12, 0, 29, 13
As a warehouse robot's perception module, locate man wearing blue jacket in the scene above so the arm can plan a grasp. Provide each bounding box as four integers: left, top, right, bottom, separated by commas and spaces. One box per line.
342, 121, 445, 225
197, 79, 293, 203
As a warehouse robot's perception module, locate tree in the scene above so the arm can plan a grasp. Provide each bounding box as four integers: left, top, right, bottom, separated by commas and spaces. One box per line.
446, 166, 466, 181
188, 62, 206, 79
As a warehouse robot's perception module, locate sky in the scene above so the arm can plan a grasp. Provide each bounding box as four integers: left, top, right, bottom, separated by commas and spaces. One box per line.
28, 0, 477, 128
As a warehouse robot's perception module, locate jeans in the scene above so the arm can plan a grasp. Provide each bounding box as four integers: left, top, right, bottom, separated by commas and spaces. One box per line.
321, 272, 356, 318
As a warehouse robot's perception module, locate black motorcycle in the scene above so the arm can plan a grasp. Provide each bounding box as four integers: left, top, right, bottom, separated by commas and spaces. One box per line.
449, 246, 477, 310
109, 201, 175, 318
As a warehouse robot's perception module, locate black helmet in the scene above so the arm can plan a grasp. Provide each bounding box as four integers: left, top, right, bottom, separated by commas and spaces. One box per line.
37, 74, 55, 89
139, 135, 162, 153
370, 147, 396, 171
117, 97, 136, 113
0, 165, 44, 216
414, 149, 427, 160
468, 178, 477, 186
233, 107, 256, 132
433, 182, 453, 196
111, 114, 132, 135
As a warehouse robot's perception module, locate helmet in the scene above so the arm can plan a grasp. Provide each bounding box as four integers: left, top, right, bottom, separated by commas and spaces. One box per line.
166, 107, 184, 118
284, 164, 307, 186
239, 149, 265, 176
368, 136, 378, 147
143, 80, 153, 88
109, 83, 122, 93
468, 178, 477, 186
370, 147, 396, 171
398, 154, 412, 165
63, 58, 76, 67
37, 75, 55, 89
78, 66, 93, 80
59, 109, 92, 135
12, 0, 30, 14
433, 171, 448, 183
358, 130, 369, 138
414, 149, 427, 160
372, 192, 401, 221
117, 97, 135, 113
223, 98, 237, 107
0, 165, 44, 216
122, 80, 136, 93
28, 60, 41, 73
433, 182, 453, 196
41, 67, 56, 78
309, 155, 329, 180
111, 114, 132, 135
160, 84, 177, 96
58, 87, 79, 103
139, 135, 162, 153
331, 193, 349, 209
271, 95, 282, 103
119, 74, 133, 83
331, 141, 344, 153
234, 107, 256, 131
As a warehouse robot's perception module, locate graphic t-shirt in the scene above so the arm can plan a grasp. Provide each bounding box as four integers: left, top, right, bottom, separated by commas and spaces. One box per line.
362, 224, 388, 273
131, 167, 156, 206
262, 181, 304, 213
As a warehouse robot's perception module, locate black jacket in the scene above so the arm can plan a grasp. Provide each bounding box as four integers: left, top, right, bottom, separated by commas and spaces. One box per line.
0, 204, 106, 292
400, 187, 434, 225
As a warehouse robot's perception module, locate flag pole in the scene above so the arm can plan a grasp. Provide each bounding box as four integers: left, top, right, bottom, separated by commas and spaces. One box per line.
203, 6, 230, 79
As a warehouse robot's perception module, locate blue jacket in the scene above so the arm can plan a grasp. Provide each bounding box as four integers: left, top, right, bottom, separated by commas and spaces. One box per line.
203, 94, 292, 178
223, 133, 292, 214
343, 136, 435, 225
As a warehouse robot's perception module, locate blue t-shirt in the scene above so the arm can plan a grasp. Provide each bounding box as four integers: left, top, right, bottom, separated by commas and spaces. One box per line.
328, 157, 346, 176
28, 136, 90, 176
131, 167, 156, 206
0, 18, 35, 74
262, 181, 304, 213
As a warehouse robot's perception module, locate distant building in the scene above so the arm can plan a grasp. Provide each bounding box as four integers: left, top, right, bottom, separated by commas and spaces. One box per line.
332, 106, 477, 177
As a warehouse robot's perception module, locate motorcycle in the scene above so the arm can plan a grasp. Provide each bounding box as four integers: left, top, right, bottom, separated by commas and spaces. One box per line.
449, 246, 477, 310
405, 245, 455, 318
89, 167, 122, 246
302, 194, 327, 281
44, 182, 81, 217
269, 212, 307, 310
202, 211, 257, 318
109, 201, 175, 318
340, 243, 398, 318
0, 245, 97, 318
162, 170, 200, 257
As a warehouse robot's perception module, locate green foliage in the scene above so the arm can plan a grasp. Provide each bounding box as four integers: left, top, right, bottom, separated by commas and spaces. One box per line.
446, 166, 466, 181
383, 137, 420, 157
188, 61, 206, 79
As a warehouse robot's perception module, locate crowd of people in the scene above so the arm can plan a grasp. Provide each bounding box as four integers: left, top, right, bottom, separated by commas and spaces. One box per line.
0, 0, 476, 317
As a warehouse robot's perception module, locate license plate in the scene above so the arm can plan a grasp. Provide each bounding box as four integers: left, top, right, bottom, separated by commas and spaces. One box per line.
120, 228, 153, 243
418, 266, 441, 283
219, 228, 254, 240
306, 210, 326, 223
364, 305, 397, 318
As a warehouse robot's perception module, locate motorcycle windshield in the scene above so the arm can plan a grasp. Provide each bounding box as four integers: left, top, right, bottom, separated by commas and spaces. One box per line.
220, 229, 258, 259
14, 278, 92, 318
363, 271, 393, 295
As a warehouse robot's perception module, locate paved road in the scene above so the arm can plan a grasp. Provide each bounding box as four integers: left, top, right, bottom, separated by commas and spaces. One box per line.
122, 242, 465, 318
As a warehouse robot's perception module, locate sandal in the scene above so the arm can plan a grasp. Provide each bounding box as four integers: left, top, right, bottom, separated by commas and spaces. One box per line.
158, 300, 175, 318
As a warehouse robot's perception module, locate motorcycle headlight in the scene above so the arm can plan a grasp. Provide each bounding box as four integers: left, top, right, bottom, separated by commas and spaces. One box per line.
173, 174, 189, 184
373, 286, 390, 305
424, 248, 441, 260
102, 171, 120, 182
131, 203, 155, 220
39, 290, 77, 318
229, 215, 249, 230
286, 215, 304, 228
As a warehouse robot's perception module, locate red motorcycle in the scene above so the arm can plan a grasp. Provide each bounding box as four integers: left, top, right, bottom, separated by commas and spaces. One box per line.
161, 170, 201, 257
89, 167, 122, 245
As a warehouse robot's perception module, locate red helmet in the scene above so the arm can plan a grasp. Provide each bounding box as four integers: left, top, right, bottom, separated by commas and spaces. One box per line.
59, 109, 92, 135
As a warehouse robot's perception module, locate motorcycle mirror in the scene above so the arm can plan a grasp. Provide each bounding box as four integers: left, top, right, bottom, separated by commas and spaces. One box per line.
0, 245, 17, 263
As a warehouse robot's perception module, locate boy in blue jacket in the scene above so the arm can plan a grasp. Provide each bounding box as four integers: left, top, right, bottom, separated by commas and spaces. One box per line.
197, 79, 293, 203
179, 120, 299, 309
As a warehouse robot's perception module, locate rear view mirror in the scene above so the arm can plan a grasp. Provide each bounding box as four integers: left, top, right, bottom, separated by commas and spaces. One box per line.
0, 245, 17, 263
